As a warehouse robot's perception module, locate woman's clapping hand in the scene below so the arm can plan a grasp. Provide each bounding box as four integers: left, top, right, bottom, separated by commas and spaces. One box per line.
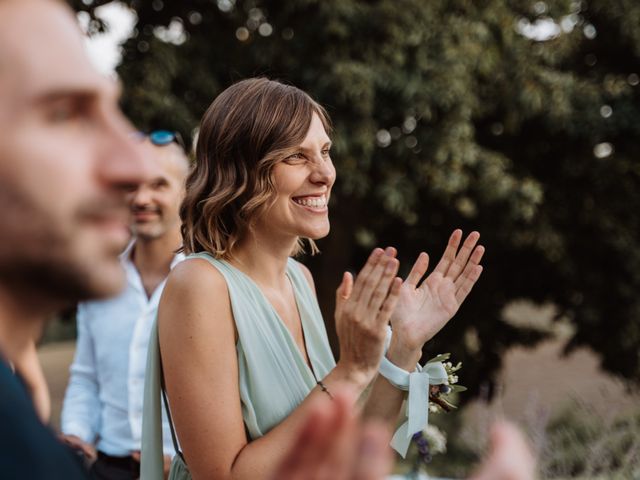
390, 230, 485, 358
334, 248, 402, 386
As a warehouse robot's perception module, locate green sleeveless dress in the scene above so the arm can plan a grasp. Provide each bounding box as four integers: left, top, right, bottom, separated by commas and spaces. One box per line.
141, 253, 337, 479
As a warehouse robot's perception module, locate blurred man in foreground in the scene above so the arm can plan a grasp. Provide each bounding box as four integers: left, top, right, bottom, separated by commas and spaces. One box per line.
0, 0, 149, 477
0, 1, 536, 479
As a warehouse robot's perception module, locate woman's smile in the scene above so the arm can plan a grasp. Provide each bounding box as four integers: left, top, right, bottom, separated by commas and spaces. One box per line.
291, 194, 328, 212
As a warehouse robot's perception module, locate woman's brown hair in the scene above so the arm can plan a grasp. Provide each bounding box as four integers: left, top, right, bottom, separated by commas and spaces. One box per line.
180, 78, 332, 258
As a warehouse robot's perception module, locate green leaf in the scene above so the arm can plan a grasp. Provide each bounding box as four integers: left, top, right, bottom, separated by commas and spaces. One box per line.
427, 353, 451, 364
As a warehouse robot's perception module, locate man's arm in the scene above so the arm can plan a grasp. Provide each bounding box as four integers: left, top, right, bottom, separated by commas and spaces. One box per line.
13, 340, 51, 423
60, 304, 100, 458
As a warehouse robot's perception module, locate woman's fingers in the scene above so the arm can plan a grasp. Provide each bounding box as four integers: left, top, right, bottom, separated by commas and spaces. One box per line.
377, 277, 403, 323
452, 243, 484, 305
445, 232, 481, 280
453, 245, 484, 290
335, 272, 354, 320
336, 272, 353, 305
338, 272, 354, 300
366, 257, 399, 313
349, 248, 384, 302
353, 248, 395, 304
454, 265, 483, 304
405, 252, 429, 287
432, 229, 463, 275
470, 244, 485, 267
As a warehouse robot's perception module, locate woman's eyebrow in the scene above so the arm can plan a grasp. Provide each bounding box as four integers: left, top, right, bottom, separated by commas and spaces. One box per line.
299, 140, 332, 151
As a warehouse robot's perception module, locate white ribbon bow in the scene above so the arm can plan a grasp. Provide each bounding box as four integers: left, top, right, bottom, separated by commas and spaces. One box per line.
378, 356, 448, 458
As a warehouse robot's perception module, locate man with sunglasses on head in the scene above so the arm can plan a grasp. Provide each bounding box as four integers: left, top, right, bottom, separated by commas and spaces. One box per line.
60, 132, 189, 480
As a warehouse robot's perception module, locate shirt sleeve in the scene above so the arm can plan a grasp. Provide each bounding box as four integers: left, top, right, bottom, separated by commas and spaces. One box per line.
60, 304, 101, 444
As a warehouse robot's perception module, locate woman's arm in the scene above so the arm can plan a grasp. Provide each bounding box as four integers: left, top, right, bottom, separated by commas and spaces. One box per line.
159, 249, 401, 480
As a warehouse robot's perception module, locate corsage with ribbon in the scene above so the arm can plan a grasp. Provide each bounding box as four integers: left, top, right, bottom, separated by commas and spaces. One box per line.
378, 352, 465, 458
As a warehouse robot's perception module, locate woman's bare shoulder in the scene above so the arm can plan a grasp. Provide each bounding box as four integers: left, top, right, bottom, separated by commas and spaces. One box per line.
166, 256, 228, 294
160, 257, 232, 329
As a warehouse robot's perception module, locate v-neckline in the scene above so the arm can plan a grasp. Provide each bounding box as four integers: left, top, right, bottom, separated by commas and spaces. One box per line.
221, 259, 318, 380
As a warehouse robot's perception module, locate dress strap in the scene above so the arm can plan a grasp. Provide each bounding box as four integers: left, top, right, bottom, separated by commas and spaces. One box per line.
159, 347, 186, 463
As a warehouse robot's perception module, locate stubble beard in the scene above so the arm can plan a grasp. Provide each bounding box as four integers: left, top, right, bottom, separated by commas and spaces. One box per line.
131, 222, 166, 242
0, 187, 125, 309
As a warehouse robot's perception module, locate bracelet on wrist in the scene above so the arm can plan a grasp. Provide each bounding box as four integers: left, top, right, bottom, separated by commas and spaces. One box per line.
316, 380, 334, 400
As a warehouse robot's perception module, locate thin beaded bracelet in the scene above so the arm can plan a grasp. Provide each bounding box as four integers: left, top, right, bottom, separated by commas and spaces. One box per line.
316, 380, 334, 400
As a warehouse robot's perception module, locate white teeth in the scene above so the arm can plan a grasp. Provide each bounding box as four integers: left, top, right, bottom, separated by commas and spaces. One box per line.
294, 195, 327, 208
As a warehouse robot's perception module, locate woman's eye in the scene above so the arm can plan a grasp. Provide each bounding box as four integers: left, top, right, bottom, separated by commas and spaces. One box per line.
284, 153, 306, 164
321, 149, 331, 156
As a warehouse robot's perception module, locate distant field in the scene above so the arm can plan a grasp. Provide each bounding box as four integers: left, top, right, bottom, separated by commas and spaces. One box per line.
41, 331, 640, 479
41, 334, 639, 431
39, 340, 75, 429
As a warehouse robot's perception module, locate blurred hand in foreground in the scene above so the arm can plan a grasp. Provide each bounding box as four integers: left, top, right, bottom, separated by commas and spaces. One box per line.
470, 421, 537, 480
273, 386, 394, 480
276, 387, 536, 480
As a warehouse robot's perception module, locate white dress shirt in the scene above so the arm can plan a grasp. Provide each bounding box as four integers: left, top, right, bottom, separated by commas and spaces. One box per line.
61, 243, 183, 456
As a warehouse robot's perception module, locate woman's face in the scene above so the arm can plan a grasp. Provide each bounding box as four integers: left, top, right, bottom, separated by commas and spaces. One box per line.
258, 112, 336, 242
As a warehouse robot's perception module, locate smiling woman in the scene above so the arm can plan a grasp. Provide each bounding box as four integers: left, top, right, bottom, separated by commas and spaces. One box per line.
142, 78, 485, 480
261, 111, 334, 243
180, 78, 333, 259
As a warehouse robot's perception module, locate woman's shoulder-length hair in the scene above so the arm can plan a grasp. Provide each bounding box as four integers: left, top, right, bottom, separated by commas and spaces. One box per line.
180, 77, 332, 259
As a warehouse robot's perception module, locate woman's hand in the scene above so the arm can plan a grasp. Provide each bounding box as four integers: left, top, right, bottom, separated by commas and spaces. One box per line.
334, 248, 402, 387
389, 230, 484, 363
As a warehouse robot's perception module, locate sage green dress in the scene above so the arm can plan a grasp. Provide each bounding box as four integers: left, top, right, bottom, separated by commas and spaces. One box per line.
141, 253, 337, 479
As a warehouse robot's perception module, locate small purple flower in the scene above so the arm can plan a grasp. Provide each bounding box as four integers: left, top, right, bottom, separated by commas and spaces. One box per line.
439, 384, 452, 395
412, 431, 433, 466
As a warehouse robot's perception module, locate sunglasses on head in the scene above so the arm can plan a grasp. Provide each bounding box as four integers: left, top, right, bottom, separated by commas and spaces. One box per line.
132, 130, 185, 149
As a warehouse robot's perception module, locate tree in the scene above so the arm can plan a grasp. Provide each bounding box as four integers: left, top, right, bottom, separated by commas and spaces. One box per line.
71, 0, 640, 397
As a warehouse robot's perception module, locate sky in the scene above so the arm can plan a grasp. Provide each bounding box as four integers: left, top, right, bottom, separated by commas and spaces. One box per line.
80, 2, 563, 77
78, 2, 136, 76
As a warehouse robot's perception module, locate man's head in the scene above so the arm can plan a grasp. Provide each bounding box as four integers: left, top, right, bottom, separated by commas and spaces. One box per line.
0, 0, 150, 306
129, 138, 189, 241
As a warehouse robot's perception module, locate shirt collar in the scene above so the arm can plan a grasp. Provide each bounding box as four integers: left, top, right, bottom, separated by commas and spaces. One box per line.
120, 239, 136, 262
121, 239, 185, 272
170, 250, 186, 270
